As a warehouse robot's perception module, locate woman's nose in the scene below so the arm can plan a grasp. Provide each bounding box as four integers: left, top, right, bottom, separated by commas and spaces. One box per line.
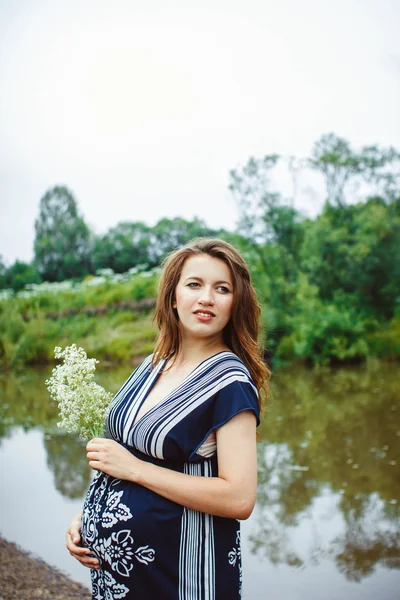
198, 286, 214, 305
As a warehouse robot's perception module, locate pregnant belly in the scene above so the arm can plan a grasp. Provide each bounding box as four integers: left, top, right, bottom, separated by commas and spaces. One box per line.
81, 472, 182, 575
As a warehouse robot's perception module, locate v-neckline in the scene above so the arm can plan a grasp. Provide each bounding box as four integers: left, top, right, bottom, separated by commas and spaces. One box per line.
132, 350, 234, 428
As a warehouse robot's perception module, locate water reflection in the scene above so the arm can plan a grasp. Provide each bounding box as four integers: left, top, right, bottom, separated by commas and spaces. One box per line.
0, 361, 399, 588
252, 361, 400, 581
44, 432, 92, 498
333, 504, 400, 582
0, 371, 58, 439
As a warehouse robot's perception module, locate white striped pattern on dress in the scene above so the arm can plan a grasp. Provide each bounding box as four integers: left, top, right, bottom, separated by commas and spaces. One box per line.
107, 352, 257, 460
133, 355, 256, 459
179, 461, 215, 600
196, 431, 216, 458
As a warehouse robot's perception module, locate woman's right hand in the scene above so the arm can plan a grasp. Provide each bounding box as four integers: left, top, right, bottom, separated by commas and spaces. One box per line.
66, 511, 100, 569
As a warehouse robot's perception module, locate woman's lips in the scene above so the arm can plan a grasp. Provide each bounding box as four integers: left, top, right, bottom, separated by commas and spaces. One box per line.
193, 310, 215, 321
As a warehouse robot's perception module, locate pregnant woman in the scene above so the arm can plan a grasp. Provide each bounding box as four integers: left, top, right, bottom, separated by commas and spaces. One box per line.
66, 237, 270, 599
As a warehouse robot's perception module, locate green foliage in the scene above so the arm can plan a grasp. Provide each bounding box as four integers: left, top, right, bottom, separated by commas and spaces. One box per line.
34, 186, 93, 281
277, 275, 371, 364
4, 260, 42, 292
300, 198, 400, 319
148, 217, 219, 266
309, 133, 400, 207
229, 154, 303, 263
92, 221, 151, 273
230, 135, 400, 365
84, 316, 157, 363
0, 256, 7, 289
109, 311, 139, 328
0, 305, 26, 344
130, 276, 157, 301
2, 132, 399, 368
12, 317, 56, 365
0, 272, 158, 370
91, 216, 219, 273
366, 317, 400, 358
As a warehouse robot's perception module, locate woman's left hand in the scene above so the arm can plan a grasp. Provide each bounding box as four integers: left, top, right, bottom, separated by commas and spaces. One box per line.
86, 438, 141, 482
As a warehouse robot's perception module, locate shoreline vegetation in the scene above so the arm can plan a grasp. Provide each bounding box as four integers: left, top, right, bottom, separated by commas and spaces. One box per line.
0, 536, 90, 600
1, 135, 400, 370
0, 271, 160, 371
0, 258, 400, 372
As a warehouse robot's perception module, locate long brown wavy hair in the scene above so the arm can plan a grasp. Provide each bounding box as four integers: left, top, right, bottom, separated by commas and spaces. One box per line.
152, 238, 270, 411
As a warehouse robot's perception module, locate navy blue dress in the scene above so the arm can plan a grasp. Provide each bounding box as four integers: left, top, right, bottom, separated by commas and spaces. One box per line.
81, 351, 260, 600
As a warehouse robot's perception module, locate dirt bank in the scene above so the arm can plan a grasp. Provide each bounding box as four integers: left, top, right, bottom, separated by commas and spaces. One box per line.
0, 537, 91, 600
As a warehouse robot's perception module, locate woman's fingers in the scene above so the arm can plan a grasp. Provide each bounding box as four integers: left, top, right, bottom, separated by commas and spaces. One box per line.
86, 451, 100, 461
65, 532, 89, 555
86, 438, 103, 451
66, 513, 100, 569
74, 552, 100, 569
65, 532, 100, 569
67, 519, 81, 542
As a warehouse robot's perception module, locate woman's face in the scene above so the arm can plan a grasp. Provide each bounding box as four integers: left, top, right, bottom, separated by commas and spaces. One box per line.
174, 254, 234, 343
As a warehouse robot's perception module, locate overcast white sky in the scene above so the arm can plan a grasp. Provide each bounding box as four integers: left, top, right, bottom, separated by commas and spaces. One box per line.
1, 0, 399, 265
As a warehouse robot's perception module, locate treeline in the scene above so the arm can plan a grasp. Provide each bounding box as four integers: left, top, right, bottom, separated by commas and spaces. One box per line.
228, 134, 400, 363
1, 133, 400, 366
0, 203, 222, 291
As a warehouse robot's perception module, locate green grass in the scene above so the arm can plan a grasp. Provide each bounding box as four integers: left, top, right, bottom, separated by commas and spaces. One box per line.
0, 273, 159, 370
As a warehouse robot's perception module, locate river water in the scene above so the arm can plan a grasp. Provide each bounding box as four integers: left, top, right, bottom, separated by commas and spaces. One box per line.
0, 361, 399, 599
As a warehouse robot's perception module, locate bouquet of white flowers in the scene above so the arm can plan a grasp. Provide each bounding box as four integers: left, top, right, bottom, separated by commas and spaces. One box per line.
46, 344, 113, 440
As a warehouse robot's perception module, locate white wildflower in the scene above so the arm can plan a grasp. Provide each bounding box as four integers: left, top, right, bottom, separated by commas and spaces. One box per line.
46, 344, 113, 440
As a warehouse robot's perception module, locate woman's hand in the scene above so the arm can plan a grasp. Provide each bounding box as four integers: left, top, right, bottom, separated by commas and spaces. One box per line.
65, 511, 100, 569
86, 438, 141, 481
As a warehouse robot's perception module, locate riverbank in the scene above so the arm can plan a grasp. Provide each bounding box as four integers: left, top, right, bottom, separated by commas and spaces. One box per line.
0, 537, 90, 600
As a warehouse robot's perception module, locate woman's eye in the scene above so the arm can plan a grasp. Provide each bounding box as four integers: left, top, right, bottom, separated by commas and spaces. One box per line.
187, 282, 200, 288
217, 286, 230, 294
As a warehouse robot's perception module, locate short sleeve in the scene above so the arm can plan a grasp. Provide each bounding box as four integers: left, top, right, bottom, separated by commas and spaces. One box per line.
211, 379, 260, 430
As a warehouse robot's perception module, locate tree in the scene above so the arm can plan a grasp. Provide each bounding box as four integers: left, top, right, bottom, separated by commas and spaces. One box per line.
300, 197, 400, 319
228, 155, 305, 356
228, 153, 304, 314
148, 217, 218, 266
34, 186, 93, 281
5, 260, 41, 292
92, 221, 152, 273
0, 256, 7, 289
309, 133, 400, 207
229, 155, 303, 272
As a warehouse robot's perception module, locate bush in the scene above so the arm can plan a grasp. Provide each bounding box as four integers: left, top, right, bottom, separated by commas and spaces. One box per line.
366, 318, 400, 359
276, 274, 372, 364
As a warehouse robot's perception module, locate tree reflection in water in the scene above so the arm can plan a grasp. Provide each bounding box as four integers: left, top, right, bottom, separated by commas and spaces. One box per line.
44, 432, 92, 499
0, 369, 93, 498
252, 361, 400, 580
0, 371, 59, 441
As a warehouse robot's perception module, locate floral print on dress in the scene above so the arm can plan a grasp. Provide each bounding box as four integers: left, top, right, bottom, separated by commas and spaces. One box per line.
82, 475, 155, 599
91, 529, 155, 577
228, 529, 242, 598
92, 569, 129, 600
102, 490, 133, 528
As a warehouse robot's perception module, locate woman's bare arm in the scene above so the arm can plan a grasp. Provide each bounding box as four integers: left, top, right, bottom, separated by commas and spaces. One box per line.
86, 410, 258, 520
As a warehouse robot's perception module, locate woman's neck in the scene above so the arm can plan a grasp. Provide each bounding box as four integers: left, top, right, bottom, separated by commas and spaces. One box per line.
173, 336, 229, 368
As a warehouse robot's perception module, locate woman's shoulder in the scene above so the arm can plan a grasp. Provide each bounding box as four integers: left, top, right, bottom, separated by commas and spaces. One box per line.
206, 351, 254, 386
210, 349, 249, 370
208, 352, 260, 418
